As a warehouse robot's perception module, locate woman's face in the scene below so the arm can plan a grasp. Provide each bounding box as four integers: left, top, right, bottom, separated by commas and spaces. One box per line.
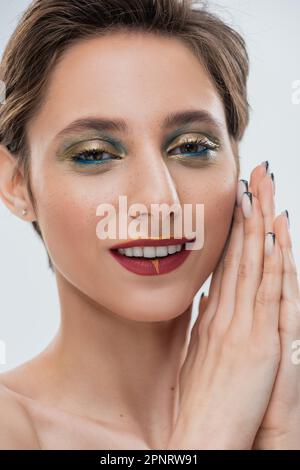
26, 32, 238, 321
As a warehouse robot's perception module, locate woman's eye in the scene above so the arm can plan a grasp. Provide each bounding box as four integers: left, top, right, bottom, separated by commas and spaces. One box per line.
67, 135, 219, 168
169, 136, 219, 158
70, 148, 121, 165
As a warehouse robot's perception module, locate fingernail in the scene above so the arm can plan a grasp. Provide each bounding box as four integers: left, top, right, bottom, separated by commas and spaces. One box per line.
281, 209, 290, 229
236, 179, 248, 207
199, 291, 205, 310
265, 232, 275, 256
261, 160, 270, 175
241, 191, 253, 218
270, 172, 275, 194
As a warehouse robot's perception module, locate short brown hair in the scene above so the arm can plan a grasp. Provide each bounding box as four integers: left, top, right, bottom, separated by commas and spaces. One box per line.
0, 0, 249, 271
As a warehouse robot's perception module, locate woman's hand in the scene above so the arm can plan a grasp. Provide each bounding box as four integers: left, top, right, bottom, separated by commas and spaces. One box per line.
167, 165, 283, 450
248, 163, 300, 450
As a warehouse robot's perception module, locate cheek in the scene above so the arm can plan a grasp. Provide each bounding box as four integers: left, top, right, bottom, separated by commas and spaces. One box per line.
181, 165, 237, 239
184, 168, 237, 284
32, 167, 133, 299
205, 188, 235, 249
205, 173, 236, 235
32, 171, 109, 278
37, 190, 95, 274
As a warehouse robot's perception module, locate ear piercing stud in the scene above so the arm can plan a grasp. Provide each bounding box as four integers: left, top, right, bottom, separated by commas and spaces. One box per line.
22, 208, 27, 216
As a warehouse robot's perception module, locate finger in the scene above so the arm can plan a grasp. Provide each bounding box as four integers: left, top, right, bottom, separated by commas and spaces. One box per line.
198, 209, 235, 332
252, 229, 282, 337
200, 294, 209, 314
188, 292, 206, 349
274, 211, 300, 334
275, 211, 300, 298
187, 252, 226, 362
256, 172, 276, 234
185, 212, 234, 348
248, 161, 270, 196
270, 212, 300, 407
208, 203, 244, 333
182, 293, 209, 381
236, 178, 249, 207
231, 192, 265, 333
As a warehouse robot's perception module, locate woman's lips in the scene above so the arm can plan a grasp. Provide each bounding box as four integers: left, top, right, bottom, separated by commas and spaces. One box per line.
109, 245, 192, 276
110, 236, 195, 250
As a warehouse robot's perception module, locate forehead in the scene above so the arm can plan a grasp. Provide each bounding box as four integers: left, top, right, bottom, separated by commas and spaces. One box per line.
27, 32, 226, 151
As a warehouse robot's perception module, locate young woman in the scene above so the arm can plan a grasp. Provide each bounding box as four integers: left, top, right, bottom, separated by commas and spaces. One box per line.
0, 0, 299, 450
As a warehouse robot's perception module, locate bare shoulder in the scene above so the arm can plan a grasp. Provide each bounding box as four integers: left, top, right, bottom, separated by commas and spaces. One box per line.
0, 382, 41, 449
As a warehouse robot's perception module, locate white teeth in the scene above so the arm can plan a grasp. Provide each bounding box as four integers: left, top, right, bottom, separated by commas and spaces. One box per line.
143, 247, 156, 258
123, 247, 133, 257
117, 243, 185, 258
133, 247, 143, 257
155, 246, 169, 257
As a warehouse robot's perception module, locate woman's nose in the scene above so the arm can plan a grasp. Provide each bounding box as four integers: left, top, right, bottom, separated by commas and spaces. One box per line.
127, 155, 180, 209
126, 153, 182, 232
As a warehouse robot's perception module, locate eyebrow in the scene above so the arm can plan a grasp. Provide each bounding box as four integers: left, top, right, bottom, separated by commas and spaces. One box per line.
54, 109, 225, 142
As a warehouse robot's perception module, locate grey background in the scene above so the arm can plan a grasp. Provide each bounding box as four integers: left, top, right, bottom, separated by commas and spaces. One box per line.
0, 0, 299, 371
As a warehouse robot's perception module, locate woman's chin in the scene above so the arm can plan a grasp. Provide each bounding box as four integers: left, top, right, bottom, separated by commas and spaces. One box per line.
107, 296, 194, 323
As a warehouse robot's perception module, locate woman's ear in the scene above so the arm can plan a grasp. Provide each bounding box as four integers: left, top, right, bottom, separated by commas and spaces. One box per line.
0, 144, 36, 220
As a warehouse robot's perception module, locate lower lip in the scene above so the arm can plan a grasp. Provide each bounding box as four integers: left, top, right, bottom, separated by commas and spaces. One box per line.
109, 245, 192, 276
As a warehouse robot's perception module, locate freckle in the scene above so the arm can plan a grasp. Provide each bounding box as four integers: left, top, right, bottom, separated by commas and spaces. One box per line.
120, 414, 124, 418
170, 387, 174, 391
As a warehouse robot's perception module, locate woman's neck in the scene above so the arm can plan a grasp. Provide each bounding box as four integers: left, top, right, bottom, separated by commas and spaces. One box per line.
38, 269, 193, 448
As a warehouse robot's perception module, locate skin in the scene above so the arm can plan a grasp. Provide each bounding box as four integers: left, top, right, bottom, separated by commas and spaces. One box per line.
0, 31, 299, 449
249, 168, 300, 449
174, 169, 300, 450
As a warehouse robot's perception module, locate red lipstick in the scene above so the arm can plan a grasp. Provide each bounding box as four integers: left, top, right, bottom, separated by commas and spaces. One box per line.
109, 237, 195, 276
110, 236, 195, 250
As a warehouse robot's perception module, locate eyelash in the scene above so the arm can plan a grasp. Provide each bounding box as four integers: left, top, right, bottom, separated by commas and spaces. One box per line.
170, 136, 219, 159
70, 148, 121, 165
69, 136, 218, 166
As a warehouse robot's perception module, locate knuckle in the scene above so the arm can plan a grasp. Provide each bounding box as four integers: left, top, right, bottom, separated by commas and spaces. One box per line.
281, 297, 300, 323
255, 286, 278, 307
264, 249, 282, 271
238, 260, 256, 280
207, 315, 225, 341
263, 261, 278, 274
222, 327, 243, 353
283, 263, 298, 277
223, 249, 240, 271
207, 319, 217, 341
244, 221, 257, 237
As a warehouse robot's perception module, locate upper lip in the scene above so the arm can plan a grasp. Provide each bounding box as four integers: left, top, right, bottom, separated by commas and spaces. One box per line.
110, 236, 196, 250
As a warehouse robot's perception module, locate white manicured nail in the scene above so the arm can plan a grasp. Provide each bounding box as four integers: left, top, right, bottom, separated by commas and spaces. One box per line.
241, 192, 253, 218
281, 209, 290, 229
270, 172, 275, 194
261, 160, 271, 175
237, 179, 248, 207
265, 232, 275, 256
